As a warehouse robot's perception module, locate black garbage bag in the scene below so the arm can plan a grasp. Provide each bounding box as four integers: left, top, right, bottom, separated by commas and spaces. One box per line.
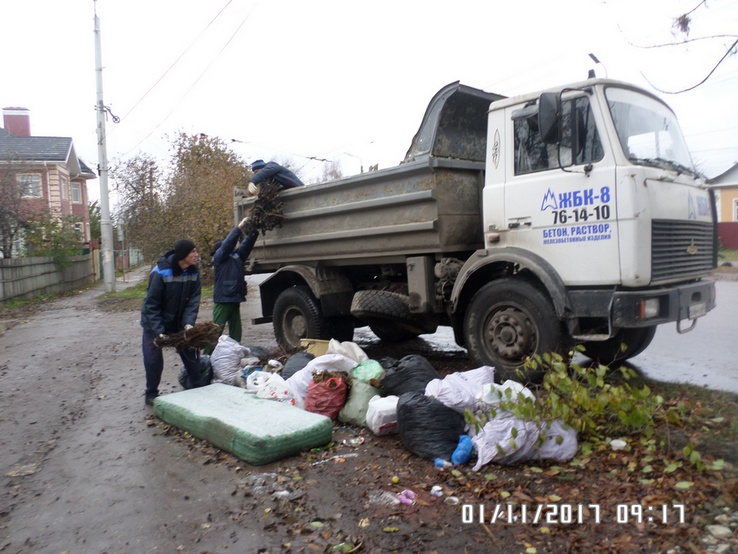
178, 354, 213, 390
281, 351, 315, 380
380, 355, 440, 396
397, 391, 466, 460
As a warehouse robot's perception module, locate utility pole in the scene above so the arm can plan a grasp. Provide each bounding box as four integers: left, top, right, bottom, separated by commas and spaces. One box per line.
93, 0, 116, 292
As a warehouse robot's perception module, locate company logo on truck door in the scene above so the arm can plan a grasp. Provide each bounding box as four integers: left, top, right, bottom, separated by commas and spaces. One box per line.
540, 186, 612, 224
540, 186, 613, 244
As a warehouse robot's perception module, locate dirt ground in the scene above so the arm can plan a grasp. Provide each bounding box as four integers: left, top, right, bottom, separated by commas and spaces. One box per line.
0, 267, 737, 554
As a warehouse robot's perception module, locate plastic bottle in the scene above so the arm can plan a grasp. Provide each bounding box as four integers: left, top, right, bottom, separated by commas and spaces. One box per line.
451, 434, 473, 466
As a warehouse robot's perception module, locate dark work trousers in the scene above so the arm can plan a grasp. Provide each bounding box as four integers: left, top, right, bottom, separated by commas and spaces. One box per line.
142, 328, 203, 396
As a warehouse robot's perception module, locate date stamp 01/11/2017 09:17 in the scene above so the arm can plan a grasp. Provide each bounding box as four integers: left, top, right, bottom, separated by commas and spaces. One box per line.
461, 503, 686, 525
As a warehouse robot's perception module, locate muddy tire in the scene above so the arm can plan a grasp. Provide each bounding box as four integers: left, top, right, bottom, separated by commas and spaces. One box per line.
464, 279, 563, 383
351, 289, 437, 340
273, 286, 325, 351
581, 326, 657, 365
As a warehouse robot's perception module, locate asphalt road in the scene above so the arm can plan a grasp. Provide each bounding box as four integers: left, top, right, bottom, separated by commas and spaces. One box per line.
629, 279, 738, 395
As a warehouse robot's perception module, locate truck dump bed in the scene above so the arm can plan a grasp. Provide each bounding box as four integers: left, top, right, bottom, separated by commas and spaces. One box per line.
235, 82, 505, 272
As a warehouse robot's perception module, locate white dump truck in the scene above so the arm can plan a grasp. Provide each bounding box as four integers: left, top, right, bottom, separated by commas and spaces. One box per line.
235, 79, 717, 381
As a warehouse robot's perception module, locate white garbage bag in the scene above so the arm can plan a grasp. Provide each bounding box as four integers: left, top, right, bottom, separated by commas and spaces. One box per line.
326, 339, 369, 364
210, 335, 250, 385
424, 365, 495, 413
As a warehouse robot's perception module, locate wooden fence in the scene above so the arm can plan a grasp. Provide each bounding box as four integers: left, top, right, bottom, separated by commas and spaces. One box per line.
0, 255, 95, 304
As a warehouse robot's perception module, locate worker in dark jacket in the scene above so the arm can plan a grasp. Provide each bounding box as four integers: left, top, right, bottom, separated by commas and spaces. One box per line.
247, 159, 304, 195
203, 220, 259, 355
140, 238, 203, 406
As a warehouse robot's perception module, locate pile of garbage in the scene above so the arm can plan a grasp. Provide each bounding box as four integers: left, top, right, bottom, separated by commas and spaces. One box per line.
185, 336, 578, 470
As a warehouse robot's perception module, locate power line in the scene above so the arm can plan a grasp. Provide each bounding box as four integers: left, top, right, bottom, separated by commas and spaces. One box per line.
119, 0, 233, 122
121, 6, 252, 157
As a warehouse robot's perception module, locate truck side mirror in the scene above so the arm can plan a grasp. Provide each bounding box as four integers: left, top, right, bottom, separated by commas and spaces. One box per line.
538, 92, 561, 144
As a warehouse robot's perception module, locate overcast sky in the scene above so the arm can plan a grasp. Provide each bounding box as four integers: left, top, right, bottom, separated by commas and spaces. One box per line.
2, 0, 737, 203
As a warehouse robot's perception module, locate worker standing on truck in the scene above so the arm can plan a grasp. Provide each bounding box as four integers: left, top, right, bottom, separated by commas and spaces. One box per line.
140, 239, 204, 406
247, 159, 304, 196
203, 218, 259, 355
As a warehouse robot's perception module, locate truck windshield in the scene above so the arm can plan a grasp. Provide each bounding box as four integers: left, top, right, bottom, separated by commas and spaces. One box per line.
605, 87, 698, 177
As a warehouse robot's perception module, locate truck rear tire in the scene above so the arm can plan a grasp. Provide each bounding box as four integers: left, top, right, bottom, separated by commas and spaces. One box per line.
351, 289, 437, 340
464, 279, 563, 383
273, 286, 326, 351
581, 326, 657, 365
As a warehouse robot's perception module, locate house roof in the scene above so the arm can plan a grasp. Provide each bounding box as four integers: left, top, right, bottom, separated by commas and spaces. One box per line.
708, 161, 738, 187
0, 126, 96, 180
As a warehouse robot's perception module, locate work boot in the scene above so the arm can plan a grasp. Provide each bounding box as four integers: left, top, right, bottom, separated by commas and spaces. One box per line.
145, 392, 159, 406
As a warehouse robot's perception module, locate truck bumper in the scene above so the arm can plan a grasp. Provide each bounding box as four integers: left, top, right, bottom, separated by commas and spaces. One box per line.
611, 279, 716, 328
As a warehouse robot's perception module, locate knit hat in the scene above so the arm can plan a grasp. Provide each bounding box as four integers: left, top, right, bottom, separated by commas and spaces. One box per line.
251, 159, 266, 171
211, 240, 223, 256
172, 239, 196, 262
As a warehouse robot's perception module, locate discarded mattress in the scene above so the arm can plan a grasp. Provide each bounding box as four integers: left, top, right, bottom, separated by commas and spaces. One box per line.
153, 383, 333, 465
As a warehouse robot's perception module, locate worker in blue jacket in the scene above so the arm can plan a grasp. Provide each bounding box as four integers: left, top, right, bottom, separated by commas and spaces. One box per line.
247, 159, 304, 195
140, 239, 204, 406
203, 220, 259, 355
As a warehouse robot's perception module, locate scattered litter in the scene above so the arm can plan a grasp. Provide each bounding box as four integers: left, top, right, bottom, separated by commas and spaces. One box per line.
444, 496, 460, 505
368, 490, 401, 506
430, 485, 444, 497
310, 453, 359, 466
398, 489, 416, 505
342, 436, 365, 447
267, 359, 283, 372
610, 439, 627, 451
358, 518, 370, 528
434, 458, 453, 470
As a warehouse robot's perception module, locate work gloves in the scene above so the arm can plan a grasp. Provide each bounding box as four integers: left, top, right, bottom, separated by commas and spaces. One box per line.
247, 182, 259, 196
238, 216, 251, 232
154, 334, 167, 347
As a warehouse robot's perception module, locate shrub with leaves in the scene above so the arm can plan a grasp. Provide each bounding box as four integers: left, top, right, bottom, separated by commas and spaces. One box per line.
466, 347, 675, 448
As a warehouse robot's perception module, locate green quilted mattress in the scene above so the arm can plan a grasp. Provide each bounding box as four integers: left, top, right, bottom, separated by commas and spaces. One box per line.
153, 383, 333, 465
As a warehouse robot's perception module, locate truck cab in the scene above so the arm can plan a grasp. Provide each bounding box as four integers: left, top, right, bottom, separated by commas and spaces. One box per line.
456, 79, 716, 372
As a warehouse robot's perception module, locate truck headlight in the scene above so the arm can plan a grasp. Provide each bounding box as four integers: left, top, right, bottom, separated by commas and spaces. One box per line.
639, 298, 660, 320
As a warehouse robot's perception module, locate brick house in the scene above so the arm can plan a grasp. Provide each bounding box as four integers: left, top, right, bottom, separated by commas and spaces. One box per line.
0, 107, 96, 257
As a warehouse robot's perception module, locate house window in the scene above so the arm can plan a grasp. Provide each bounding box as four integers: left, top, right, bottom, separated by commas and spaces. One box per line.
18, 174, 42, 198
733, 198, 738, 222
61, 176, 68, 200
71, 183, 81, 203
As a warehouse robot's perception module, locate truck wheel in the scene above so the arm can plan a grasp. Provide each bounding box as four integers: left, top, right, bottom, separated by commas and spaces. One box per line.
464, 279, 563, 383
273, 286, 324, 351
582, 326, 657, 365
351, 289, 437, 339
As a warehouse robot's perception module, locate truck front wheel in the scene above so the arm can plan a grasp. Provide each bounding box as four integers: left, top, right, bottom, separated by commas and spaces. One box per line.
581, 326, 657, 365
273, 286, 325, 351
464, 279, 563, 383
